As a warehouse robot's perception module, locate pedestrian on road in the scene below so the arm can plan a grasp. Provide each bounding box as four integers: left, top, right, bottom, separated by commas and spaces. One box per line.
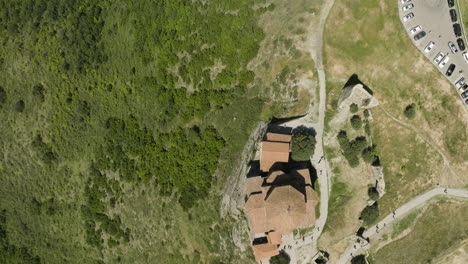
354, 245, 356, 249
444, 188, 448, 193
384, 223, 386, 227
317, 227, 320, 231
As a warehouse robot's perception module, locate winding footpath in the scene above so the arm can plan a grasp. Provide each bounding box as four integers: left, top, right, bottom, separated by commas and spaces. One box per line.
337, 187, 468, 264
279, 0, 336, 263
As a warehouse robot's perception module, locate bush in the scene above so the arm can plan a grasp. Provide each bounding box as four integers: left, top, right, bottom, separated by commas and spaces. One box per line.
364, 109, 370, 118
368, 187, 379, 201
270, 251, 290, 264
360, 202, 379, 225
336, 131, 368, 167
350, 115, 362, 129
291, 133, 316, 161
361, 146, 378, 164
350, 103, 358, 113
351, 255, 367, 264
404, 104, 416, 119
15, 100, 25, 112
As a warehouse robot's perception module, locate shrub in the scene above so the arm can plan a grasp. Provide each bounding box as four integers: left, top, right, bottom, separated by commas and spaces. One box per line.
336, 131, 368, 168
270, 251, 290, 264
291, 133, 316, 161
404, 104, 416, 119
368, 187, 379, 201
15, 100, 25, 112
360, 202, 379, 225
350, 115, 362, 129
351, 255, 367, 264
364, 109, 370, 118
361, 146, 378, 164
350, 103, 358, 113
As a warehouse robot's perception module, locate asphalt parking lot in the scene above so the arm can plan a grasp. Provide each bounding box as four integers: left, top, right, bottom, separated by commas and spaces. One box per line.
399, 0, 468, 106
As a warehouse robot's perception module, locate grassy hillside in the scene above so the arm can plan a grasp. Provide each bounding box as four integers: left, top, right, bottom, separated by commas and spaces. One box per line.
0, 0, 279, 263
371, 201, 468, 264
320, 0, 468, 259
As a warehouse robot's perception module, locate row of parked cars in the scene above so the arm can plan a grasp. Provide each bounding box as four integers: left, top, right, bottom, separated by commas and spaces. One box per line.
401, 0, 468, 105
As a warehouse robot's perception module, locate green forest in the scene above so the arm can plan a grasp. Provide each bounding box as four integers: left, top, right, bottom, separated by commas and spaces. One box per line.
0, 0, 276, 263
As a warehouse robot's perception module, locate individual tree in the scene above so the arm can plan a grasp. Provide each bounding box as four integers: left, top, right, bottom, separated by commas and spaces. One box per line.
404, 104, 416, 119
360, 202, 379, 225
350, 115, 362, 129
350, 103, 358, 113
351, 255, 367, 264
270, 251, 290, 264
368, 187, 379, 201
291, 133, 317, 161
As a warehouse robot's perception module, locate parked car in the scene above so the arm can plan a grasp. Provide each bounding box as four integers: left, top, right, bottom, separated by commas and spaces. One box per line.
434, 52, 445, 64
449, 41, 458, 53
439, 56, 450, 68
457, 38, 466, 51
402, 12, 414, 22
402, 4, 414, 11
455, 77, 465, 89
448, 0, 454, 8
459, 84, 468, 92
446, 64, 456, 76
401, 0, 411, 3
450, 9, 457, 22
414, 31, 426, 41
465, 98, 468, 105
461, 90, 468, 99
424, 41, 435, 53
453, 23, 462, 37
463, 52, 468, 63
410, 25, 422, 35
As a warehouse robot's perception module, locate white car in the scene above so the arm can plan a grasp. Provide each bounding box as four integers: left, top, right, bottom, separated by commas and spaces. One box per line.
402, 12, 414, 22
455, 77, 465, 88
434, 52, 445, 64
463, 52, 468, 63
410, 25, 422, 35
439, 56, 450, 68
448, 41, 458, 53
403, 3, 414, 11
424, 41, 435, 53
401, 0, 411, 3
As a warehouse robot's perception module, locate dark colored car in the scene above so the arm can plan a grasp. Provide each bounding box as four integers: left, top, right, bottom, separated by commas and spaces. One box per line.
462, 84, 468, 91
461, 90, 468, 99
446, 64, 456, 76
448, 0, 454, 8
457, 38, 466, 51
465, 98, 468, 105
414, 31, 426, 41
450, 9, 457, 22
453, 23, 462, 37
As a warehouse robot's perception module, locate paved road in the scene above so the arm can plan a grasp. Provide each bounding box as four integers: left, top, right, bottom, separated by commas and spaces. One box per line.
399, 0, 468, 105
336, 187, 468, 264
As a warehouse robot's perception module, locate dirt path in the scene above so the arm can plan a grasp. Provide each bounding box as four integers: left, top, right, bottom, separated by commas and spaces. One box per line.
280, 0, 337, 263
337, 187, 468, 264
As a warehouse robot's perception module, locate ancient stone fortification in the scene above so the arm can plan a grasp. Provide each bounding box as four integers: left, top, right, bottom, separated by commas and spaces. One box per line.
337, 84, 379, 110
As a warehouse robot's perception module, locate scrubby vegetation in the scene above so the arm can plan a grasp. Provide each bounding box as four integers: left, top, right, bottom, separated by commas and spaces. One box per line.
350, 103, 358, 113
350, 115, 362, 129
337, 130, 368, 167
0, 0, 275, 263
351, 255, 367, 264
368, 187, 380, 201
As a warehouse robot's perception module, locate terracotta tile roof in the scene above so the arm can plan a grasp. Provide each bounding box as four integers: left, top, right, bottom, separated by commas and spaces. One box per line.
252, 243, 279, 261
266, 132, 292, 143
260, 142, 289, 172
267, 231, 282, 245
245, 169, 319, 235
245, 176, 263, 197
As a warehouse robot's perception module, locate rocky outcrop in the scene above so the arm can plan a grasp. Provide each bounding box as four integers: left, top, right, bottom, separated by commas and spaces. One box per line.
337, 84, 379, 110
